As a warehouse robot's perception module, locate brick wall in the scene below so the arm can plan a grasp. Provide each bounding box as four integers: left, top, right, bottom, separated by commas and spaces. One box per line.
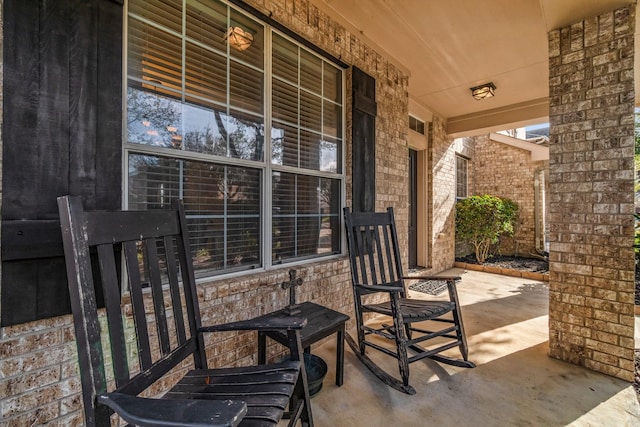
428, 116, 457, 272
471, 134, 548, 257
0, 0, 420, 424
547, 5, 636, 381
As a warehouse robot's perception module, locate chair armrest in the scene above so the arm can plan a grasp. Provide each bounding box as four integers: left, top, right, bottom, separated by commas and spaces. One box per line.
98, 392, 247, 427
356, 284, 404, 293
200, 316, 307, 333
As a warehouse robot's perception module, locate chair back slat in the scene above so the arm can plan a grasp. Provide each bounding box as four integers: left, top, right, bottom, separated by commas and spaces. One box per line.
364, 225, 378, 284
123, 239, 154, 370
173, 199, 206, 369
144, 238, 172, 356
353, 222, 370, 285
58, 196, 109, 427
164, 235, 187, 345
386, 207, 405, 285
96, 243, 130, 388
373, 224, 393, 284
381, 218, 400, 283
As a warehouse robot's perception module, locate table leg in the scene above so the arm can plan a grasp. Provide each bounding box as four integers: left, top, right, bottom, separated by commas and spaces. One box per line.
258, 332, 266, 364
336, 326, 345, 386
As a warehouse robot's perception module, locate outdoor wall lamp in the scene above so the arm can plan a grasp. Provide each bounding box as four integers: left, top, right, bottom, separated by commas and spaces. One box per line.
470, 82, 496, 100
224, 26, 253, 51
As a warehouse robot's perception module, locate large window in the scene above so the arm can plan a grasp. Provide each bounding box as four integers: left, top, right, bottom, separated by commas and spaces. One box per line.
126, 0, 344, 277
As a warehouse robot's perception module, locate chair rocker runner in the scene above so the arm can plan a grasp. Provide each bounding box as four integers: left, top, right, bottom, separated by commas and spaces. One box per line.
343, 207, 475, 395
58, 195, 313, 427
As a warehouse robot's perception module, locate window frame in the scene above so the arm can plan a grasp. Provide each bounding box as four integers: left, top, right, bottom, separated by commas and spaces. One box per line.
409, 115, 425, 135
123, 0, 346, 280
455, 155, 468, 200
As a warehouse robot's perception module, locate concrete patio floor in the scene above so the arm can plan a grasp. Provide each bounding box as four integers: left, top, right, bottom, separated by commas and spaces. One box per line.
303, 268, 640, 426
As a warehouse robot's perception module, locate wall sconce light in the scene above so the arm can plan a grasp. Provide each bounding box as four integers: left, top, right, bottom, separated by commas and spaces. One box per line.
470, 82, 496, 100
224, 26, 253, 51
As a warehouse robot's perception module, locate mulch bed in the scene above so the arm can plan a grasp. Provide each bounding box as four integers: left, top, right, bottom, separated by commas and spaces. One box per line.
455, 254, 549, 273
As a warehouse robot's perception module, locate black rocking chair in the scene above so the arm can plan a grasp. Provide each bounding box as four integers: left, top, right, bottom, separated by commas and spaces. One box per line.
58, 195, 313, 427
343, 207, 475, 395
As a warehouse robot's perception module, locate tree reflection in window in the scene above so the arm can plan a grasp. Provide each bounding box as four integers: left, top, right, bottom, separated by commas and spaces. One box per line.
128, 87, 264, 161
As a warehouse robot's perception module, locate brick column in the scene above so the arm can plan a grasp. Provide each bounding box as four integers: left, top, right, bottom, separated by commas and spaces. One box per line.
548, 5, 635, 381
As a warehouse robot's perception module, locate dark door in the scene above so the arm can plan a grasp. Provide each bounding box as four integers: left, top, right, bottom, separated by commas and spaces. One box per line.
408, 149, 418, 269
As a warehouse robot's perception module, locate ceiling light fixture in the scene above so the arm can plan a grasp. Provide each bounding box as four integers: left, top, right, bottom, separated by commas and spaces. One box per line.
470, 82, 496, 100
224, 26, 253, 51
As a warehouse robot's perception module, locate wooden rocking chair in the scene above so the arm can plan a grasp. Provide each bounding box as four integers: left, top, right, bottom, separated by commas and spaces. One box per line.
58, 195, 313, 427
343, 207, 475, 395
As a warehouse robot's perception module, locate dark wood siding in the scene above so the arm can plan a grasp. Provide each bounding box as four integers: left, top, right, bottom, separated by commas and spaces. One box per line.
1, 0, 123, 326
351, 67, 376, 213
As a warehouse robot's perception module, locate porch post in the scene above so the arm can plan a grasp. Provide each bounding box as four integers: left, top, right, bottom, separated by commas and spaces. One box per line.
548, 5, 636, 381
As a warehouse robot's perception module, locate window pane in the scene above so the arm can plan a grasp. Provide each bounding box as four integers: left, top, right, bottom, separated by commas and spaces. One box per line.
272, 79, 298, 125
456, 156, 468, 198
128, 18, 182, 94
229, 9, 264, 68
127, 87, 183, 149
300, 50, 322, 95
272, 172, 295, 215
181, 99, 227, 155
323, 101, 342, 138
228, 109, 264, 161
300, 130, 321, 170
129, 155, 181, 209
129, 0, 182, 34
129, 154, 262, 275
323, 62, 342, 102
230, 60, 264, 114
185, 41, 227, 105
272, 122, 298, 167
272, 172, 340, 262
320, 137, 340, 173
186, 0, 227, 53
272, 33, 298, 84
300, 90, 321, 132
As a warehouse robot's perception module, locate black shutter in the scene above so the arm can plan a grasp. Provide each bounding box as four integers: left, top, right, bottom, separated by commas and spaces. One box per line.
351, 67, 377, 213
1, 0, 123, 326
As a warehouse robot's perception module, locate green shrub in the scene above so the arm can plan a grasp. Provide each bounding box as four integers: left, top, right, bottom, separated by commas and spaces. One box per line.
455, 195, 519, 264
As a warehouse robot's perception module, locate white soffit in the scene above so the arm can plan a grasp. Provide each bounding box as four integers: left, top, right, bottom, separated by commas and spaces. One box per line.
315, 0, 638, 133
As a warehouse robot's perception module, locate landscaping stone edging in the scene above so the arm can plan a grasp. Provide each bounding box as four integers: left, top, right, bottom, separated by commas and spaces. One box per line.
453, 261, 549, 282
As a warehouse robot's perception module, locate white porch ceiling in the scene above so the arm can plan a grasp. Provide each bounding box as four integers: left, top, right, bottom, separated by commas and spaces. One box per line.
314, 0, 639, 136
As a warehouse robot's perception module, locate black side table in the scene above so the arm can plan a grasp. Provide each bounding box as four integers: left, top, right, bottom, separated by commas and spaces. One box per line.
258, 301, 350, 386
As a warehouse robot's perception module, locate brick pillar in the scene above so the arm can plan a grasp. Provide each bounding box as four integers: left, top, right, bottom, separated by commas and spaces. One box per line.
548, 5, 636, 381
